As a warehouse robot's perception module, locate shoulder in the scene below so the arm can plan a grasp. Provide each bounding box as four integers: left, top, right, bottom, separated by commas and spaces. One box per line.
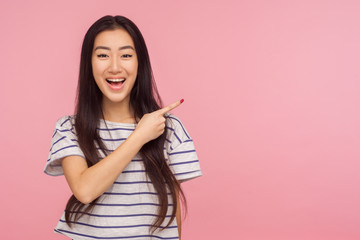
52, 115, 77, 138
54, 115, 75, 130
166, 114, 193, 147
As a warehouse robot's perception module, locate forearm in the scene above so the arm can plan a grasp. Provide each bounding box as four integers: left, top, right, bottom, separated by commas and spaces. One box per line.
64, 131, 145, 204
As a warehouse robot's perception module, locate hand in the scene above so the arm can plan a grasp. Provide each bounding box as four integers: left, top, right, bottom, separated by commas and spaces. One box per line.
134, 99, 183, 144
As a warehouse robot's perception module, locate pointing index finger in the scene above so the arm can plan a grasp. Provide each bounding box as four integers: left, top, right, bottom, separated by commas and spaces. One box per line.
158, 99, 184, 115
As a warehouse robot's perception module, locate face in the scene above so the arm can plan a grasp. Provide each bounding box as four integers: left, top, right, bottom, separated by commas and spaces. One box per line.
92, 28, 138, 106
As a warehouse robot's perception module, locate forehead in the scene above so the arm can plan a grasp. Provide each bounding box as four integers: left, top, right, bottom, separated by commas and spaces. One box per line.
93, 28, 135, 49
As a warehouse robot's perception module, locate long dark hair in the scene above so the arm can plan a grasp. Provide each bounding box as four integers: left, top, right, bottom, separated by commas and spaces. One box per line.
65, 15, 186, 233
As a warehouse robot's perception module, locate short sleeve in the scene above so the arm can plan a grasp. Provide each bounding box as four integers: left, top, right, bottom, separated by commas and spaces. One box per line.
166, 115, 203, 182
44, 116, 85, 176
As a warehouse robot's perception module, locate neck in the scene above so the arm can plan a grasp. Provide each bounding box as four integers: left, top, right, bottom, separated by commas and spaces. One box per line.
101, 97, 136, 124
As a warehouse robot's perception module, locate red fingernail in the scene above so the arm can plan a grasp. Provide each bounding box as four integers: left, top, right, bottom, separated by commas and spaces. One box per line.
180, 99, 184, 103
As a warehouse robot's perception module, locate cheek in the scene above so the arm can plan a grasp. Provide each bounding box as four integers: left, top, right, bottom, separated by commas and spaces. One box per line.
91, 63, 104, 88
132, 61, 139, 77
130, 56, 139, 75
123, 61, 138, 78
91, 59, 98, 76
133, 64, 139, 77
92, 60, 106, 78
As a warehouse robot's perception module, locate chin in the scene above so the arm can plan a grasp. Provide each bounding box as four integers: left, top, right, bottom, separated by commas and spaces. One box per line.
104, 94, 130, 104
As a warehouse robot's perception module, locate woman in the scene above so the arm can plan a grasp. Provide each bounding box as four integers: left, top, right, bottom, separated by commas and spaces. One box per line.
44, 15, 202, 239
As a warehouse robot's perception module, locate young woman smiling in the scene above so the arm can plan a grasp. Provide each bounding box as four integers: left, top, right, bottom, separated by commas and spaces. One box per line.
44, 15, 202, 240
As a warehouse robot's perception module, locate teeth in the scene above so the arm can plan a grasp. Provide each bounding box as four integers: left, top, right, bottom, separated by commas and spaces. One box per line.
106, 78, 125, 82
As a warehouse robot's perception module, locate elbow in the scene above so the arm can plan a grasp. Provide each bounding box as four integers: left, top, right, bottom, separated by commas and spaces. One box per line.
72, 188, 96, 205
76, 195, 93, 205
74, 192, 93, 205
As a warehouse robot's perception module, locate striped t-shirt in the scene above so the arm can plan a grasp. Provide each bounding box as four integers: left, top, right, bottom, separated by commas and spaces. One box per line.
44, 114, 202, 240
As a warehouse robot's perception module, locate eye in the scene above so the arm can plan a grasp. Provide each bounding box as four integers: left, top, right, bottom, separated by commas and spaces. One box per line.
97, 54, 108, 58
122, 54, 132, 58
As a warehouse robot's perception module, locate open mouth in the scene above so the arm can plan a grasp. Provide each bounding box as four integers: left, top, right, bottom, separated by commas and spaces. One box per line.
106, 78, 126, 87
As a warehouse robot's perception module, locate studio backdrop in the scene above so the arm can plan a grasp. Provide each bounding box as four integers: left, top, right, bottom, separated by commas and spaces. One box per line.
1, 0, 360, 239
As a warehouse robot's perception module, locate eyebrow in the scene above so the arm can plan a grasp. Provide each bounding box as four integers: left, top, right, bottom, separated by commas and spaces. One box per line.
94, 45, 135, 51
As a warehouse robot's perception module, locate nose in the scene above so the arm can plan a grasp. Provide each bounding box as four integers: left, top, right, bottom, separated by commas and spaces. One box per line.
108, 56, 122, 74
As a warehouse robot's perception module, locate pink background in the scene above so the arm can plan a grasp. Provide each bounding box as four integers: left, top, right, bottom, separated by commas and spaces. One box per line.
1, 0, 360, 239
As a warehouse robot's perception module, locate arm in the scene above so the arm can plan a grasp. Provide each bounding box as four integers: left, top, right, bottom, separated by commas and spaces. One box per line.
62, 131, 144, 204
62, 100, 183, 204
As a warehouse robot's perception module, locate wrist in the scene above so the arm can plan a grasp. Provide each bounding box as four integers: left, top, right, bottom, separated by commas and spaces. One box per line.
129, 129, 148, 146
